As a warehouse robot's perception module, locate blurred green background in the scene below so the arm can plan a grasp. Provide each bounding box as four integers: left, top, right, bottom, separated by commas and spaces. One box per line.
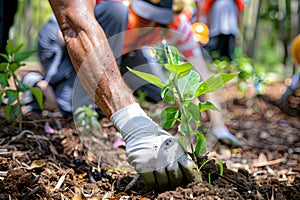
7, 0, 300, 79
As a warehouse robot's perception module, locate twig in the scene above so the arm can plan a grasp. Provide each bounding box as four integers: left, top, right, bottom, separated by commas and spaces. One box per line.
124, 173, 140, 192
0, 171, 8, 177
87, 168, 96, 184
250, 157, 286, 168
213, 172, 250, 192
53, 173, 66, 191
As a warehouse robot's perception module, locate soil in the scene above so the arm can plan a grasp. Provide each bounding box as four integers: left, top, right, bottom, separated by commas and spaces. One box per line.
0, 81, 299, 200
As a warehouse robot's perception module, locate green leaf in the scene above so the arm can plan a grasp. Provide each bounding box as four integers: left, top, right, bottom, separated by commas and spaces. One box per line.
160, 107, 180, 129
12, 103, 22, 119
0, 62, 8, 71
187, 102, 201, 121
74, 106, 85, 115
195, 73, 238, 96
198, 101, 220, 112
0, 53, 9, 61
126, 67, 165, 88
215, 158, 224, 176
165, 46, 180, 65
178, 121, 192, 136
8, 62, 21, 74
0, 73, 9, 88
91, 116, 101, 131
177, 70, 201, 100
4, 105, 12, 120
15, 80, 30, 92
14, 44, 23, 54
177, 136, 188, 153
5, 89, 19, 104
6, 40, 15, 55
195, 131, 206, 157
77, 112, 86, 122
164, 62, 193, 76
29, 87, 43, 109
15, 50, 37, 62
161, 86, 175, 104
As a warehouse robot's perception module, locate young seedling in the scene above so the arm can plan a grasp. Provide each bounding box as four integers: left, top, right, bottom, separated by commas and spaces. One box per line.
0, 40, 42, 130
74, 104, 101, 135
127, 46, 238, 164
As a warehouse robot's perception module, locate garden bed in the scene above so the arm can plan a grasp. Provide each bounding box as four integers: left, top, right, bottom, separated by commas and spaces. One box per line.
0, 81, 299, 199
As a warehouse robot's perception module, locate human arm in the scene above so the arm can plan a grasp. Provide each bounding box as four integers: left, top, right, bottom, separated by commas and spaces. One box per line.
48, 0, 202, 190
48, 0, 135, 117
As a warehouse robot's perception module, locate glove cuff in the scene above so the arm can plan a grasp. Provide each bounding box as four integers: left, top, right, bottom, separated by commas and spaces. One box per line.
110, 103, 152, 140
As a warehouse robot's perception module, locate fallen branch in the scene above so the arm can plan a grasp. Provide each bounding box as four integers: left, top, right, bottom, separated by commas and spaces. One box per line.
250, 157, 286, 168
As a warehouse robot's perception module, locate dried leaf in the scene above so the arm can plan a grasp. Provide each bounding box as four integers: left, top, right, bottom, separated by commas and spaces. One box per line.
72, 186, 83, 200
27, 159, 46, 170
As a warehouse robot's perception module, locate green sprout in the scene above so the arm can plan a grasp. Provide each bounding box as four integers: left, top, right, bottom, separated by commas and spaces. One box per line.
127, 46, 238, 164
74, 104, 101, 135
0, 40, 42, 130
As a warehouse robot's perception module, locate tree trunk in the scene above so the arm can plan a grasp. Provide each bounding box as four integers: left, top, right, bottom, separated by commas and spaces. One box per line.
25, 0, 32, 50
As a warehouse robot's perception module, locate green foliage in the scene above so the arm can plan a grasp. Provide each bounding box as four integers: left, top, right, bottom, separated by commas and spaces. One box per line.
0, 40, 41, 129
74, 105, 101, 135
211, 48, 267, 96
13, 0, 53, 54
127, 46, 237, 162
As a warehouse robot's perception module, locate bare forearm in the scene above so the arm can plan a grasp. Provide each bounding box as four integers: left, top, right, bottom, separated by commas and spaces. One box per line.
48, 0, 136, 117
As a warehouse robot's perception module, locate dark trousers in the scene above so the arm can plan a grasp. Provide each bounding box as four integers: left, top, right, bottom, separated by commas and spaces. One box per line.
204, 34, 236, 61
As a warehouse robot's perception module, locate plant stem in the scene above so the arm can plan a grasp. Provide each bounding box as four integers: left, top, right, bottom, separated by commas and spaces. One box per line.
12, 74, 23, 130
172, 76, 196, 163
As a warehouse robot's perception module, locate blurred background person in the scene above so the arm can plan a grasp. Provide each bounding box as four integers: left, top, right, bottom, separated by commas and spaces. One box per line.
201, 0, 245, 61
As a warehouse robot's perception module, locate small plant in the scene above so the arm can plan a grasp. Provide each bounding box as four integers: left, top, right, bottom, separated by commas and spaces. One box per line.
0, 40, 42, 130
127, 46, 237, 164
74, 104, 101, 135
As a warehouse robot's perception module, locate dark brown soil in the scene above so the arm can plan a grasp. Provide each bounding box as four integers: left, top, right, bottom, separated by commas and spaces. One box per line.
0, 81, 299, 200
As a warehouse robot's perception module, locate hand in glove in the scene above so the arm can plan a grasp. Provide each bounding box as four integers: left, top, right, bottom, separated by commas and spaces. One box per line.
110, 103, 202, 191
211, 126, 244, 147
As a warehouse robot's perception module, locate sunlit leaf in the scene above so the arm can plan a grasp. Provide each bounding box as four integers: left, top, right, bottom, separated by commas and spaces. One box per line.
30, 87, 43, 110
164, 62, 193, 77
160, 107, 180, 129
198, 101, 220, 112
195, 73, 238, 96
126, 67, 165, 88
15, 50, 37, 62
165, 46, 180, 65
178, 121, 192, 136
195, 131, 206, 157
177, 70, 201, 100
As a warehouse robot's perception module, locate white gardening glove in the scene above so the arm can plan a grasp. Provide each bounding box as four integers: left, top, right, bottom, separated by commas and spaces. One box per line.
110, 103, 202, 191
211, 126, 244, 147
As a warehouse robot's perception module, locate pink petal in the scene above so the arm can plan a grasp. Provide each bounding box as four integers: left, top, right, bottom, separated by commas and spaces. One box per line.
113, 135, 125, 149
45, 122, 55, 134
